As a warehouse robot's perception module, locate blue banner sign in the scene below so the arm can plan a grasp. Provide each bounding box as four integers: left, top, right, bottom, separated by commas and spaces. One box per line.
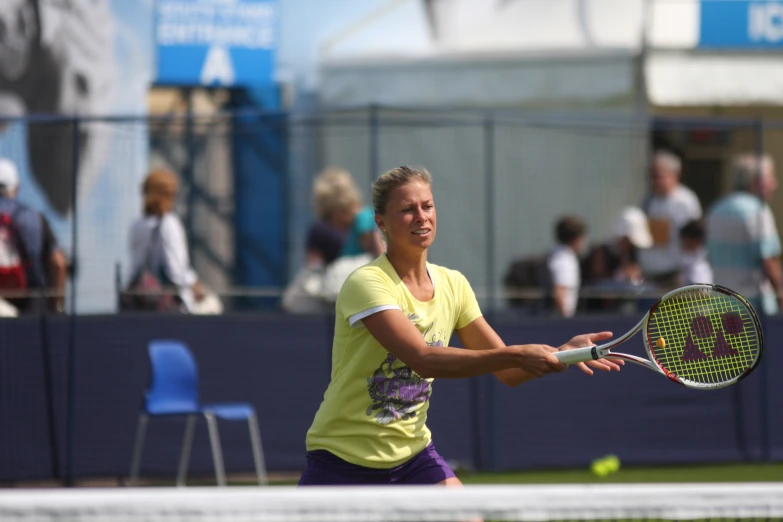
700, 0, 783, 48
155, 0, 278, 86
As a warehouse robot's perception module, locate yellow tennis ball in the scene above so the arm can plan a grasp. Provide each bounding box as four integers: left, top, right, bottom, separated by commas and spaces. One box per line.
591, 459, 609, 477
656, 337, 666, 349
605, 455, 621, 473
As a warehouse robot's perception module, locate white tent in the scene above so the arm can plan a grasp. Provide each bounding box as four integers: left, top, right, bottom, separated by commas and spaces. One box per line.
321, 0, 642, 110
319, 0, 783, 109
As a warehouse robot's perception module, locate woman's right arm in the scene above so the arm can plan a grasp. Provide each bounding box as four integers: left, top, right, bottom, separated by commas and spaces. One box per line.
361, 309, 566, 379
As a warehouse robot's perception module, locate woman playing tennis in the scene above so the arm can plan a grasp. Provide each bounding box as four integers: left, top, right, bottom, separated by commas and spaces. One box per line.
300, 166, 622, 486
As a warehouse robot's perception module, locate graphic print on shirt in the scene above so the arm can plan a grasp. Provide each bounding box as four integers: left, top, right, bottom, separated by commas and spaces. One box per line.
365, 313, 445, 424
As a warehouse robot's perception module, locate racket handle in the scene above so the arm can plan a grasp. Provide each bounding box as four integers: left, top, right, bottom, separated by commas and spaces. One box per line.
554, 346, 600, 365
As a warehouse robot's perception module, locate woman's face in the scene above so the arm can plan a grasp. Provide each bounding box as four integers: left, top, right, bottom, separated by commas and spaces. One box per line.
156, 184, 177, 213
377, 181, 436, 252
146, 183, 177, 215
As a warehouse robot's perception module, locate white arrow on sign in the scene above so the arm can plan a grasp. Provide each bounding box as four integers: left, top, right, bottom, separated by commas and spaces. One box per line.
200, 45, 235, 86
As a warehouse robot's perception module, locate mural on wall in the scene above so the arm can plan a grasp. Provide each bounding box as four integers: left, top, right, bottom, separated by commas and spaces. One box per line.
0, 0, 153, 312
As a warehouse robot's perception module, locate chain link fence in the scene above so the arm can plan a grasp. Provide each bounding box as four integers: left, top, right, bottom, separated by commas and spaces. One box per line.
2, 109, 781, 317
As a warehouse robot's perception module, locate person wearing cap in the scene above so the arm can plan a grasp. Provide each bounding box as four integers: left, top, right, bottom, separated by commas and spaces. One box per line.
0, 157, 67, 314
584, 207, 653, 285
707, 153, 782, 315
581, 207, 653, 312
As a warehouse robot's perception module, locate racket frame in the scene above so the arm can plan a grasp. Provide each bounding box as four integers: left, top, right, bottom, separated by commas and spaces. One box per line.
554, 284, 764, 389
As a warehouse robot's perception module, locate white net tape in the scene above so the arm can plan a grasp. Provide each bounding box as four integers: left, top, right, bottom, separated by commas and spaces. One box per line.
2, 483, 783, 522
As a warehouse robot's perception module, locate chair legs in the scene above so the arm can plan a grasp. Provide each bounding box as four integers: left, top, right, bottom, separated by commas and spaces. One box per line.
248, 413, 268, 486
176, 415, 198, 487
128, 414, 149, 486
204, 412, 227, 487
129, 412, 266, 488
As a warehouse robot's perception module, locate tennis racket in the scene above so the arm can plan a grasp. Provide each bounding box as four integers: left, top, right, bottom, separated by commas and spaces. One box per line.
554, 284, 763, 389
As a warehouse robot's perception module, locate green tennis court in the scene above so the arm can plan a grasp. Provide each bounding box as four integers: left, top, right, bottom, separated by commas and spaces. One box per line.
237, 462, 783, 487
459, 462, 783, 484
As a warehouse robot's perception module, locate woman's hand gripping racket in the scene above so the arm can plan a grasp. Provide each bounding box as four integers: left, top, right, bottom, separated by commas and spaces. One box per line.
555, 284, 764, 389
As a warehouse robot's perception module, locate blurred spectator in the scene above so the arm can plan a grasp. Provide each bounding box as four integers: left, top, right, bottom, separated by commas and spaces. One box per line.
341, 204, 384, 259
707, 154, 782, 315
0, 158, 66, 315
548, 215, 586, 318
321, 182, 385, 302
124, 169, 219, 314
582, 207, 653, 312
503, 253, 551, 313
306, 168, 360, 268
584, 207, 652, 286
284, 167, 382, 313
679, 219, 712, 285
639, 150, 702, 289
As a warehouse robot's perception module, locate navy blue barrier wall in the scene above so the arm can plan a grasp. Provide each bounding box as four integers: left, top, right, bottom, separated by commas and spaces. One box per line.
486, 316, 768, 470
0, 313, 778, 482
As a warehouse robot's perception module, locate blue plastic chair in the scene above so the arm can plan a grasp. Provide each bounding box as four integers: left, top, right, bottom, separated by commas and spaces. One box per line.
128, 340, 268, 486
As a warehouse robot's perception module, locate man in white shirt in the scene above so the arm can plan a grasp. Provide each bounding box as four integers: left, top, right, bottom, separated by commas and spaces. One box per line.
548, 216, 586, 318
639, 150, 702, 289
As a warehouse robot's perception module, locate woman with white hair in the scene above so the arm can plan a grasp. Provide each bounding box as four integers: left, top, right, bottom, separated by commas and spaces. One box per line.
284, 168, 385, 313
306, 168, 363, 268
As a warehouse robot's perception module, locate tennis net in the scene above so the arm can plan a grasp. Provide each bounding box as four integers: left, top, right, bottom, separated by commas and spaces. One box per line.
1, 483, 783, 522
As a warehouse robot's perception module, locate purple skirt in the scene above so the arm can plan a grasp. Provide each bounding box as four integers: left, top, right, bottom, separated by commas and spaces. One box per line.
298, 442, 456, 486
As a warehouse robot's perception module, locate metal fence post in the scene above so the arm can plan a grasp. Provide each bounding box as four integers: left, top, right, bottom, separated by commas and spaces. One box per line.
755, 117, 770, 462
482, 112, 496, 471
184, 89, 197, 261
40, 314, 60, 482
65, 116, 81, 486
369, 104, 379, 186
484, 113, 496, 316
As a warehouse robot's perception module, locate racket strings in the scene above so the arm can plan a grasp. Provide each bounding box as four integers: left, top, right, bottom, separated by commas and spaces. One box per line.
646, 288, 761, 386
651, 291, 756, 384
661, 291, 755, 384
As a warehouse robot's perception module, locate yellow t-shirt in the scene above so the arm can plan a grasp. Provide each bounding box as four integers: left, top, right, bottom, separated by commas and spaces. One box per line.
305, 254, 482, 468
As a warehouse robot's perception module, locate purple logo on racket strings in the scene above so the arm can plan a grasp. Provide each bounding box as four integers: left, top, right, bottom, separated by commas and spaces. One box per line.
681, 313, 743, 362
365, 314, 444, 425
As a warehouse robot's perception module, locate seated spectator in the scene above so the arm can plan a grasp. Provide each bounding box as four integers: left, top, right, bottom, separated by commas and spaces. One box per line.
503, 254, 551, 313
679, 219, 713, 285
305, 168, 360, 268
124, 168, 209, 313
284, 167, 380, 312
320, 170, 384, 302
584, 207, 652, 286
548, 216, 586, 318
639, 150, 702, 289
0, 158, 66, 315
341, 204, 383, 259
582, 207, 653, 312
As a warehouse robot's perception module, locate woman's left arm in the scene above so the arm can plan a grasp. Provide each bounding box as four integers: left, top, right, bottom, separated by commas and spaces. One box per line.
160, 215, 199, 288
456, 318, 622, 388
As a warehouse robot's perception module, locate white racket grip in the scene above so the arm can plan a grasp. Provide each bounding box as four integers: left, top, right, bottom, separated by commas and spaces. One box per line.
554, 346, 599, 365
